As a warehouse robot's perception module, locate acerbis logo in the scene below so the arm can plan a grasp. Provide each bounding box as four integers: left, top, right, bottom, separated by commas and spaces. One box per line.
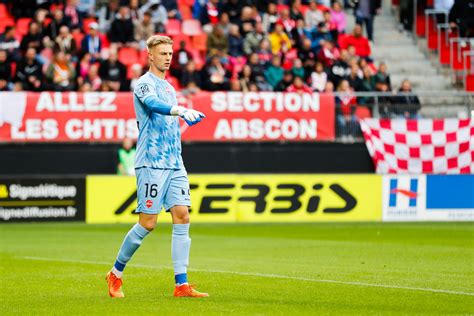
0, 185, 8, 198
389, 178, 418, 208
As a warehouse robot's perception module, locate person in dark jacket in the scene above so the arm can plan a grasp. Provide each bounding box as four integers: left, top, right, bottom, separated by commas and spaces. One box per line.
15, 47, 44, 91
449, 0, 474, 37
391, 79, 421, 119
99, 50, 127, 91
353, 0, 381, 41
108, 6, 135, 48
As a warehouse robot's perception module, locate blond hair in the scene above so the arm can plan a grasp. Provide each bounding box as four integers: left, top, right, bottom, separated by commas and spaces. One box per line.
146, 35, 173, 51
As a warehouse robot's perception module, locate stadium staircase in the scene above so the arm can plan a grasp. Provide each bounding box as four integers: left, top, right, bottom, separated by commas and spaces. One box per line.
353, 0, 470, 117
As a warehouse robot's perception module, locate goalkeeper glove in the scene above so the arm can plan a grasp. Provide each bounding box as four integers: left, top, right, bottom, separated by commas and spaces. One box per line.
171, 106, 206, 126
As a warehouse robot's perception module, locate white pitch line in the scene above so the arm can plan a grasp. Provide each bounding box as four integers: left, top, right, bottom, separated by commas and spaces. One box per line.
21, 256, 474, 297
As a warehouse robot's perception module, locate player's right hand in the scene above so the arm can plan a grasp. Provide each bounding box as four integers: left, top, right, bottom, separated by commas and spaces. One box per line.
171, 106, 206, 126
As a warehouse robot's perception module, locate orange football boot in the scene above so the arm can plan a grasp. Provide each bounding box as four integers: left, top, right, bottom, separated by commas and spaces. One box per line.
173, 284, 209, 298
106, 271, 124, 298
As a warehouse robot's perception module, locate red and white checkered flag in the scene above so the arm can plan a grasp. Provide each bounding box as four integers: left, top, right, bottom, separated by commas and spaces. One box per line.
360, 119, 474, 174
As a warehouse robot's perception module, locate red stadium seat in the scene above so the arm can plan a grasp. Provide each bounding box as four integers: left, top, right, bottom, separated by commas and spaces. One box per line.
166, 76, 180, 89
191, 33, 207, 53
139, 49, 149, 65
438, 25, 457, 66
166, 19, 182, 36
0, 3, 8, 18
466, 74, 474, 92
0, 17, 14, 33
16, 18, 32, 36
171, 34, 191, 50
356, 106, 372, 120
118, 47, 139, 66
415, 14, 425, 37
189, 48, 204, 70
72, 30, 85, 49
450, 39, 470, 71
182, 19, 203, 36
179, 5, 193, 20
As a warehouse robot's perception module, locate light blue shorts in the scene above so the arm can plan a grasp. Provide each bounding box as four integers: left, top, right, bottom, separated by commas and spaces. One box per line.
135, 167, 191, 214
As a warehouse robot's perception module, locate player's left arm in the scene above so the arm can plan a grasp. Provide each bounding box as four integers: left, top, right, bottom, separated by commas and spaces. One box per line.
135, 82, 205, 126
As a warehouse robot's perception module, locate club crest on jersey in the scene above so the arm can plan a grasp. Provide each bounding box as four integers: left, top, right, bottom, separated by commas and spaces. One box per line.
146, 199, 153, 208
137, 84, 151, 97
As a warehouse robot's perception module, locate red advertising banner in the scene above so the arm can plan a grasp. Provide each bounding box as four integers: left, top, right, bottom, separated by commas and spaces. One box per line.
0, 91, 335, 142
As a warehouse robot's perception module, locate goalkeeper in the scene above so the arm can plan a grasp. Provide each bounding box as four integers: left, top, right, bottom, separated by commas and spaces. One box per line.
106, 35, 208, 298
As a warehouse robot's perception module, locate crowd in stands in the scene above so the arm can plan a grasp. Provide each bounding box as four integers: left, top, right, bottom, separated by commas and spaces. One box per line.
0, 0, 422, 140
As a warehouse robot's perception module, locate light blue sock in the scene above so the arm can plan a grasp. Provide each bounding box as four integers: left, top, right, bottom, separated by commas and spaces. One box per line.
112, 223, 150, 277
172, 223, 191, 285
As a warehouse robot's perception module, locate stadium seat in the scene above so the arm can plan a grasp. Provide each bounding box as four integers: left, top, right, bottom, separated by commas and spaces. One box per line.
182, 19, 203, 36
118, 47, 139, 66
72, 31, 85, 49
0, 17, 14, 33
450, 38, 471, 71
189, 48, 204, 70
139, 49, 149, 65
191, 33, 207, 53
166, 19, 182, 36
466, 74, 474, 91
0, 3, 8, 18
16, 18, 32, 36
415, 13, 426, 37
356, 106, 372, 120
171, 34, 192, 50
438, 25, 457, 66
179, 4, 193, 20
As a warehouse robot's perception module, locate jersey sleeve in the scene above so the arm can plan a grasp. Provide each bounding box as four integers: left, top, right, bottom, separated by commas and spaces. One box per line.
134, 76, 174, 115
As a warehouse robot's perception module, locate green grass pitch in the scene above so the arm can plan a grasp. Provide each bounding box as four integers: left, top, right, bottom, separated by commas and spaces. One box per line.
0, 222, 473, 315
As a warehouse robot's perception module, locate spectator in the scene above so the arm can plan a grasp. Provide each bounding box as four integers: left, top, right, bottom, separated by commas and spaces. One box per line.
199, 0, 221, 31
274, 70, 294, 92
310, 61, 328, 92
376, 80, 393, 118
0, 50, 12, 91
286, 76, 313, 94
207, 25, 229, 57
341, 24, 371, 58
244, 22, 265, 55
0, 26, 21, 62
279, 7, 296, 34
305, 0, 325, 30
361, 67, 375, 91
84, 63, 102, 91
162, 0, 181, 20
449, 0, 474, 37
64, 0, 81, 30
76, 52, 92, 84
239, 64, 255, 92
373, 62, 391, 89
230, 79, 242, 91
228, 25, 244, 57
328, 49, 351, 87
264, 55, 284, 90
330, 1, 347, 34
247, 52, 271, 91
139, 0, 168, 33
134, 11, 155, 50
217, 12, 233, 37
45, 51, 76, 91
324, 81, 335, 93
81, 22, 102, 62
180, 61, 202, 89
77, 0, 97, 19
109, 6, 136, 48
335, 79, 358, 142
181, 81, 201, 96
54, 26, 78, 59
256, 39, 273, 65
318, 40, 340, 67
171, 40, 192, 79
269, 22, 292, 54
353, 0, 381, 42
391, 79, 421, 119
129, 0, 141, 22
20, 22, 44, 54
292, 58, 306, 79
98, 0, 119, 34
129, 63, 143, 91
311, 22, 333, 53
290, 1, 304, 21
262, 2, 279, 33
117, 138, 136, 176
99, 50, 127, 91
238, 6, 257, 37
291, 19, 311, 51
298, 38, 317, 76
43, 9, 69, 48
202, 55, 230, 91
15, 47, 43, 91
346, 64, 364, 91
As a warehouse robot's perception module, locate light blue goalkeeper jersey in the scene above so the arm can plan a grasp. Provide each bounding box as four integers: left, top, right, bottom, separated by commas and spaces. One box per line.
133, 72, 184, 170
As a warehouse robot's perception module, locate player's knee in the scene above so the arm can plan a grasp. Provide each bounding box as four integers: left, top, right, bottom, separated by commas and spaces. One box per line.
141, 220, 156, 231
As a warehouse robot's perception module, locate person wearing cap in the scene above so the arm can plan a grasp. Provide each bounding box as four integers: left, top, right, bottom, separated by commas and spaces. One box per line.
81, 22, 102, 62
